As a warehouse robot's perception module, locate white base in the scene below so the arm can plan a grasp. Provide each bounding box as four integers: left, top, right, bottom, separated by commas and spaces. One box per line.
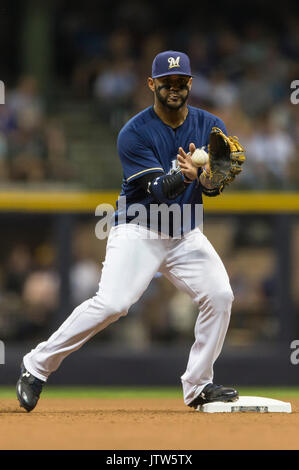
197, 396, 292, 413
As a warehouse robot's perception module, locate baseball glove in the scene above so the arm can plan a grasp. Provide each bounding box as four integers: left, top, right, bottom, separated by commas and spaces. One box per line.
203, 127, 245, 196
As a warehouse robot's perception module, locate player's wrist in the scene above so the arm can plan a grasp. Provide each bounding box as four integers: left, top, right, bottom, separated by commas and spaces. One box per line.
181, 167, 198, 182
183, 174, 193, 183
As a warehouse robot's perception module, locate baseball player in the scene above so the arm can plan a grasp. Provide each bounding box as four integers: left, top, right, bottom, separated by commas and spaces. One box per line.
16, 51, 245, 412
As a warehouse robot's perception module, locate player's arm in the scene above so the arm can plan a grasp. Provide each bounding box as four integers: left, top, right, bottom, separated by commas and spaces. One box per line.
118, 130, 191, 202
137, 170, 189, 202
139, 144, 200, 202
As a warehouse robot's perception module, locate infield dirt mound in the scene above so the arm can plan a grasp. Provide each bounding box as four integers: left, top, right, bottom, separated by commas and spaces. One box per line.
0, 397, 298, 450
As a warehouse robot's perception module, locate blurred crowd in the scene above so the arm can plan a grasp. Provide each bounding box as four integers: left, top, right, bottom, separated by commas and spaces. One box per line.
0, 242, 59, 340
0, 5, 298, 188
0, 216, 288, 347
67, 13, 299, 189
0, 219, 102, 341
0, 76, 74, 183
0, 2, 298, 346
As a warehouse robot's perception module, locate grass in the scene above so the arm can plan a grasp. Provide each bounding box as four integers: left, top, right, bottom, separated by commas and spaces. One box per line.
1, 386, 299, 399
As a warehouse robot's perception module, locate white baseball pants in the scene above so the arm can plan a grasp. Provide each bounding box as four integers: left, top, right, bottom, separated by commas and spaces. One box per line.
23, 223, 234, 405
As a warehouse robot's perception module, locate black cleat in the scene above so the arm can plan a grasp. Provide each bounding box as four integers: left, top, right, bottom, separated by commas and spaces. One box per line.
16, 362, 45, 412
188, 383, 239, 409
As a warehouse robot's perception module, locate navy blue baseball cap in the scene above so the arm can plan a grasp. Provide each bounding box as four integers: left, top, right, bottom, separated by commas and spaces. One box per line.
152, 50, 192, 79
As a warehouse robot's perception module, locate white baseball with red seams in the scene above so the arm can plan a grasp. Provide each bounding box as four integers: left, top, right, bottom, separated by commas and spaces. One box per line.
191, 147, 209, 167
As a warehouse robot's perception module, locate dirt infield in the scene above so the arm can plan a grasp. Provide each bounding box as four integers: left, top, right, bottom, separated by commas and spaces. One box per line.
1, 397, 299, 450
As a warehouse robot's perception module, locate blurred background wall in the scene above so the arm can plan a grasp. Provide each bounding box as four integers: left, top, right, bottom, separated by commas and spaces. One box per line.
0, 0, 299, 385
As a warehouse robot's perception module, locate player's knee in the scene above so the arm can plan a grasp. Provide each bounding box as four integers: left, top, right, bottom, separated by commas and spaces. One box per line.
210, 287, 234, 315
93, 294, 130, 319
108, 300, 130, 317
195, 287, 234, 317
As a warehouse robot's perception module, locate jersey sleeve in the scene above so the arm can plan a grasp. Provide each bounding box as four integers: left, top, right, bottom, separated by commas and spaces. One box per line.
117, 128, 164, 183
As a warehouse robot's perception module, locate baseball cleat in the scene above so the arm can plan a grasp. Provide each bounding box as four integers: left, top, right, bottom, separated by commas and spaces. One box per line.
188, 383, 239, 409
16, 362, 45, 412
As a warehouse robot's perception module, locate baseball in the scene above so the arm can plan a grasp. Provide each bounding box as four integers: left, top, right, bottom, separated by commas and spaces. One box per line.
191, 147, 209, 167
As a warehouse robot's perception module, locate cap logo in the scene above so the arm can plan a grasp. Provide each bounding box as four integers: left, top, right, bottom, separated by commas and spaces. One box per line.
168, 56, 180, 69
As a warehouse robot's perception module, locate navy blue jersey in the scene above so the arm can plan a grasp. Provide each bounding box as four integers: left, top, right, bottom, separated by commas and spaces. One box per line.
114, 105, 227, 236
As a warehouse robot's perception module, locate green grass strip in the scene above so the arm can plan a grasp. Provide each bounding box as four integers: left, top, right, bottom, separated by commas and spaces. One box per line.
1, 386, 299, 399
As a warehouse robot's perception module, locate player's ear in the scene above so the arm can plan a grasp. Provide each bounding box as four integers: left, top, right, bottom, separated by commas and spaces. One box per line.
188, 77, 192, 90
147, 77, 155, 92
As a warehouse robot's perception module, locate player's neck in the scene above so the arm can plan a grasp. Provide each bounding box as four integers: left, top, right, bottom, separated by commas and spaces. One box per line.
153, 102, 188, 129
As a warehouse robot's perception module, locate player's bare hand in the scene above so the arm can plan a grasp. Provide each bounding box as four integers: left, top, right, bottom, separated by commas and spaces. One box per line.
177, 143, 198, 181
189, 142, 196, 155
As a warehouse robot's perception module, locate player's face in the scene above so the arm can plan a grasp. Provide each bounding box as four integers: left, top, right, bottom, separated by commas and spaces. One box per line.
149, 75, 192, 110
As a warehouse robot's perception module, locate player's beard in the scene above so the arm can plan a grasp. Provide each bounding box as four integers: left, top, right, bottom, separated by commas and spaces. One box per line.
155, 85, 189, 110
